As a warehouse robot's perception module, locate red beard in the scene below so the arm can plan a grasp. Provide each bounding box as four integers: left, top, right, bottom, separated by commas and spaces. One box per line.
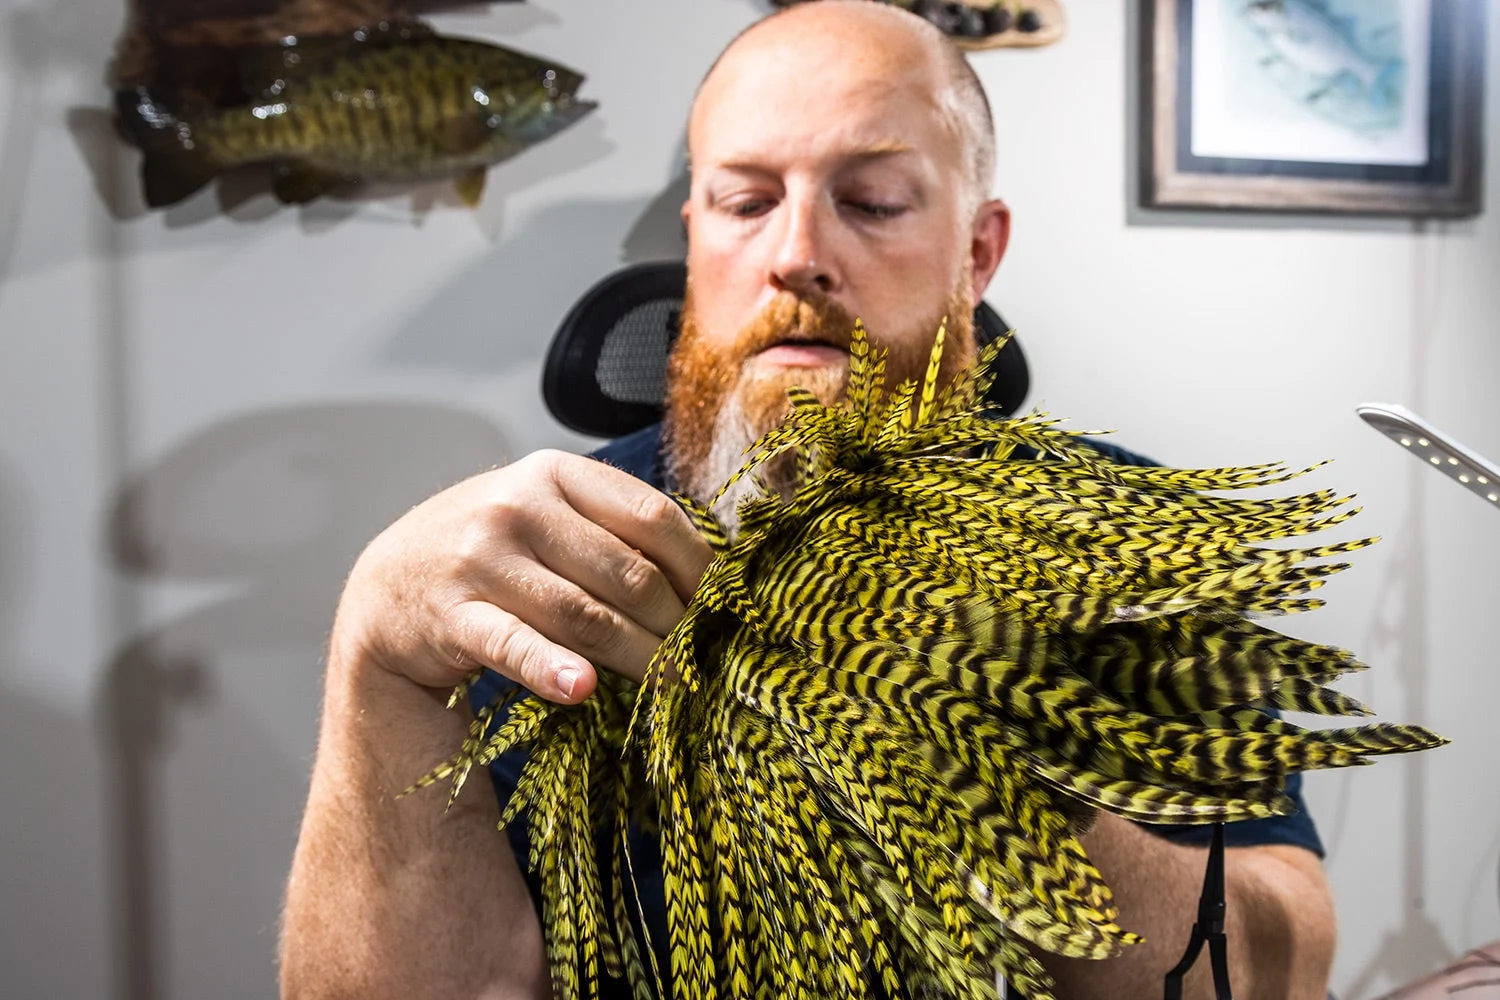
663, 281, 977, 508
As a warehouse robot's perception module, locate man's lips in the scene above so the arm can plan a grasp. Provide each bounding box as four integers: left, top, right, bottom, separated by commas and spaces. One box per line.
754, 342, 848, 367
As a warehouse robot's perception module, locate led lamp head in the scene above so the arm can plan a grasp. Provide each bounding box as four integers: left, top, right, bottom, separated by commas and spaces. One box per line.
1357, 403, 1500, 508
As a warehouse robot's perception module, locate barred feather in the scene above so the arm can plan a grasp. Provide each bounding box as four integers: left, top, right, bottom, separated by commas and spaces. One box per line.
408, 324, 1448, 1000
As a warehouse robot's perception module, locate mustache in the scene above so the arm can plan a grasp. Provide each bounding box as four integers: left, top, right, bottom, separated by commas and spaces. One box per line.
733, 292, 861, 356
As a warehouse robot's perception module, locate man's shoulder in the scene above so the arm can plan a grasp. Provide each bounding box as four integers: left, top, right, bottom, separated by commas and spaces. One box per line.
1006, 435, 1160, 468
587, 423, 665, 488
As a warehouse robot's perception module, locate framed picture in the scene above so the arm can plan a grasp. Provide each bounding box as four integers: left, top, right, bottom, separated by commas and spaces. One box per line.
1141, 0, 1485, 217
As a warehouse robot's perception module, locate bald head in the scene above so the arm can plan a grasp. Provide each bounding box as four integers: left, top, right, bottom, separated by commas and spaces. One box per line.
689, 0, 996, 204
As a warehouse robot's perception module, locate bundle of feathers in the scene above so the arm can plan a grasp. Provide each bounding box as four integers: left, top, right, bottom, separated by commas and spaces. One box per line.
409, 323, 1446, 1000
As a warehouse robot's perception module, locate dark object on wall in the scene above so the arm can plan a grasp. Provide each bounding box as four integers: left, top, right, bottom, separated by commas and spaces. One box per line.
541, 260, 1030, 439
113, 21, 594, 208
771, 0, 1065, 50
1141, 0, 1485, 217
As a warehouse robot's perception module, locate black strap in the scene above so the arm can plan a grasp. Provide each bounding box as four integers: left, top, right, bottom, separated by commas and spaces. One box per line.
1163, 822, 1233, 1000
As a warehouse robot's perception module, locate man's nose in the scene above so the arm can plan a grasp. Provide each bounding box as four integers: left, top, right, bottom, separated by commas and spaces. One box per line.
769, 198, 838, 296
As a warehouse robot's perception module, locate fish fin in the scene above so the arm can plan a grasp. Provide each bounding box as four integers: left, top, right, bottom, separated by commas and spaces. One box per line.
237, 40, 360, 96
236, 46, 311, 98
237, 20, 433, 96
454, 167, 487, 207
439, 115, 491, 156
113, 88, 218, 208
143, 154, 217, 209
272, 161, 352, 204
361, 19, 435, 43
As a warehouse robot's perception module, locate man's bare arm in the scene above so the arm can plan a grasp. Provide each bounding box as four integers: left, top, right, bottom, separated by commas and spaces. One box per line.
1040, 813, 1336, 1000
278, 452, 712, 1000
280, 637, 549, 1000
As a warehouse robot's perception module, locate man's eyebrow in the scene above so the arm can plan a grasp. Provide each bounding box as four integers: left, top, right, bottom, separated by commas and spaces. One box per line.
710, 142, 917, 175
852, 140, 915, 159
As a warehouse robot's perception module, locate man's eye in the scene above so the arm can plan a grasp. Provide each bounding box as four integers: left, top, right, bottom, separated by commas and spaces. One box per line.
848, 201, 905, 220
726, 199, 772, 218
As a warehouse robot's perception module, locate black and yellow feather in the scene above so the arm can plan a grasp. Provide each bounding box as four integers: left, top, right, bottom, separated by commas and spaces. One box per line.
408, 322, 1446, 1000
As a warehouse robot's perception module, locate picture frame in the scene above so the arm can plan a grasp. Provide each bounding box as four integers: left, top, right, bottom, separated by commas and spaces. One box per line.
1141, 0, 1485, 217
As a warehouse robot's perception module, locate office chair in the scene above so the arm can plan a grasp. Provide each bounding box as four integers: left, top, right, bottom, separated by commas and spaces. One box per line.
541, 259, 1030, 439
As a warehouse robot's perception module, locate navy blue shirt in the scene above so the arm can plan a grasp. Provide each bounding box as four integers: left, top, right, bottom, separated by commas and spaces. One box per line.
476, 423, 1324, 994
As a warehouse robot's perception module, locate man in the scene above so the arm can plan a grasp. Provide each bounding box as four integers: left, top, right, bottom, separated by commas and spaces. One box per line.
279, 3, 1336, 998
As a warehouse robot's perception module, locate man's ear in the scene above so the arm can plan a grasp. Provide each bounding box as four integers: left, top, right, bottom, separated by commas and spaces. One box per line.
681, 198, 693, 245
969, 199, 1011, 298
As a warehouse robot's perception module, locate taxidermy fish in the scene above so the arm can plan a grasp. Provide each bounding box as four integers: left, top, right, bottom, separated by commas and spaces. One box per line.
409, 325, 1446, 1000
114, 21, 595, 208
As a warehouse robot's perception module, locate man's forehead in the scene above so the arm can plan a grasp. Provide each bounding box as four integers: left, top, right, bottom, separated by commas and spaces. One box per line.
692, 54, 950, 168
719, 0, 943, 71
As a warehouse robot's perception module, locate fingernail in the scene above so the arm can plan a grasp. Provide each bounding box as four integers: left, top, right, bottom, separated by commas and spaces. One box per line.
556, 666, 581, 700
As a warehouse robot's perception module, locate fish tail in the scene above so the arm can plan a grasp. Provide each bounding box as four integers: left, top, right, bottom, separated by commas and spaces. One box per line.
113, 88, 219, 208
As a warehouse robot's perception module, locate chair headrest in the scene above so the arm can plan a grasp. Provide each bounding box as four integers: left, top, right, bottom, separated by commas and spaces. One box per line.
542, 260, 1030, 439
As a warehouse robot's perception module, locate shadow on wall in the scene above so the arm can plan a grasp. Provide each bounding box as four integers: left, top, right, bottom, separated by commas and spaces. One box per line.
0, 0, 129, 285
1337, 225, 1456, 999
1326, 462, 1456, 1000
621, 168, 690, 263
378, 172, 690, 374
0, 457, 110, 1000
96, 402, 511, 1000
0, 689, 113, 1000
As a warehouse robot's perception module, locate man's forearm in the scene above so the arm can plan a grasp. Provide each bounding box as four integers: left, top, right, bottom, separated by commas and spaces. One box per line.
1037, 813, 1335, 1000
279, 634, 548, 1000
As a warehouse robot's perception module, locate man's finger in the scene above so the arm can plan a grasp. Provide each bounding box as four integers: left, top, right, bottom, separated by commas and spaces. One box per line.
517, 573, 665, 682
464, 551, 666, 683
527, 513, 688, 639
552, 457, 714, 603
447, 600, 597, 704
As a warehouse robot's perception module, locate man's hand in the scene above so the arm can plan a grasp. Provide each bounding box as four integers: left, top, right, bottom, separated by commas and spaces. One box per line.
280, 450, 712, 1000
333, 448, 713, 701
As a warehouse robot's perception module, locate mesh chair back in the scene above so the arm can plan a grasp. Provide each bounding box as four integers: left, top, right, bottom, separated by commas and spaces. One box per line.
542, 260, 1030, 439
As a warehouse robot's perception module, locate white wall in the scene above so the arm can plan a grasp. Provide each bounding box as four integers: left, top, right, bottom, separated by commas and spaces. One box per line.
1, 1, 1496, 998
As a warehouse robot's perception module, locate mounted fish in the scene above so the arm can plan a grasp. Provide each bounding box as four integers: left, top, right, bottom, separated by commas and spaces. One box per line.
114, 21, 596, 208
